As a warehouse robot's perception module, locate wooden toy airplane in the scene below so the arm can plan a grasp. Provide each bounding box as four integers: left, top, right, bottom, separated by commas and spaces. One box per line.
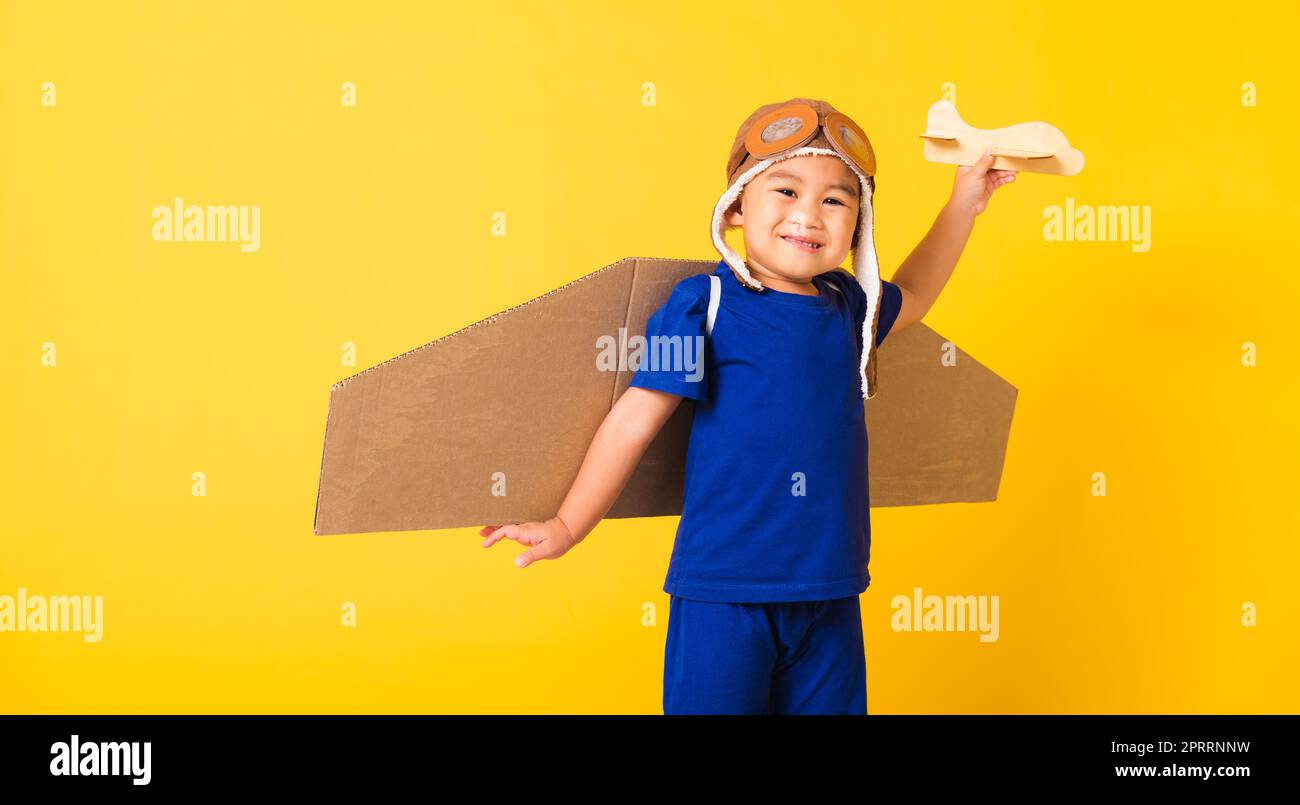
919, 100, 1084, 176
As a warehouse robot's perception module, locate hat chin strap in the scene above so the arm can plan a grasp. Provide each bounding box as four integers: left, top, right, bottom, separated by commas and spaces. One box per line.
710, 146, 883, 399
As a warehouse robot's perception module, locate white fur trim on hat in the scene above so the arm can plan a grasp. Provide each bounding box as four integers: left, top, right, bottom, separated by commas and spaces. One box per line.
710, 146, 882, 399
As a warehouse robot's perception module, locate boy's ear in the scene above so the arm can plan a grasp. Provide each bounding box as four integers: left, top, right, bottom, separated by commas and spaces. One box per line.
724, 200, 743, 228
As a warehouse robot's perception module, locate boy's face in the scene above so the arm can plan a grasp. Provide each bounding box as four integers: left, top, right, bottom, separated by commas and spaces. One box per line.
725, 154, 860, 291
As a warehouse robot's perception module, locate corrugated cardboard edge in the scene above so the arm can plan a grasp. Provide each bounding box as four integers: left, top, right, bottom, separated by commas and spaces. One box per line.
312, 390, 334, 534
609, 258, 641, 412
325, 256, 710, 393
312, 255, 714, 536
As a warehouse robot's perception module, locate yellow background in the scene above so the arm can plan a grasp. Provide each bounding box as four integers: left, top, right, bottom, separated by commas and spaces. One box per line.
2, 1, 1297, 713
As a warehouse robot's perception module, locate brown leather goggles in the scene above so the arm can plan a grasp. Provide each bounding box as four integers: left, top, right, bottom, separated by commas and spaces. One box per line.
742, 101, 877, 179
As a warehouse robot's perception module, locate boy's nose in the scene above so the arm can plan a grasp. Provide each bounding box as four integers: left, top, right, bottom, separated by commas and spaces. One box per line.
789, 209, 822, 231
789, 218, 823, 237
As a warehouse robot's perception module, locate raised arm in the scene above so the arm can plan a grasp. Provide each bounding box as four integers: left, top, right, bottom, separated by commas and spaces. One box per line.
890, 148, 1017, 332
480, 386, 684, 568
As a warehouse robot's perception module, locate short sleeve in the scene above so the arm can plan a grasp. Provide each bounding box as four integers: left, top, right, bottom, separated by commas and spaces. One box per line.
875, 279, 903, 348
823, 269, 903, 351
628, 276, 710, 400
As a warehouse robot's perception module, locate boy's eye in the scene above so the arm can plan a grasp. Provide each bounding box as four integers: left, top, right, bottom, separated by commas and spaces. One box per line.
776, 187, 847, 206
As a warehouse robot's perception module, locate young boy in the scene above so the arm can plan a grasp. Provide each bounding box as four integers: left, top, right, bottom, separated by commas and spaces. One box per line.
480, 98, 1016, 714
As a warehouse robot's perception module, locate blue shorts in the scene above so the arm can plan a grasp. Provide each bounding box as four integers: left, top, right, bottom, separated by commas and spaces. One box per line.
663, 595, 868, 715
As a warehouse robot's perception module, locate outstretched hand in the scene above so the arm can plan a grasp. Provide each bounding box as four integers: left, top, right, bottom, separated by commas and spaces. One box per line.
951, 147, 1018, 216
480, 516, 580, 568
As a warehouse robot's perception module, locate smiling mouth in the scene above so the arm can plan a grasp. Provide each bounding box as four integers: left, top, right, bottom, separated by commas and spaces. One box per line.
782, 236, 823, 252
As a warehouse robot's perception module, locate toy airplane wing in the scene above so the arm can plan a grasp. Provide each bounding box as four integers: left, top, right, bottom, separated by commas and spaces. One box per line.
920, 99, 1085, 175
313, 257, 1018, 536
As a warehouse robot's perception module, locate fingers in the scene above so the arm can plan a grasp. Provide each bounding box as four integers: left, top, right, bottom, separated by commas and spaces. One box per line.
960, 147, 997, 181
986, 169, 1016, 193
480, 522, 561, 567
482, 523, 526, 548
482, 522, 548, 549
482, 524, 511, 547
515, 539, 556, 568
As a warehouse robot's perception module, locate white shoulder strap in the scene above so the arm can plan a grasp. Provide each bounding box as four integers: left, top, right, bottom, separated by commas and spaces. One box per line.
706, 272, 839, 338
706, 274, 721, 337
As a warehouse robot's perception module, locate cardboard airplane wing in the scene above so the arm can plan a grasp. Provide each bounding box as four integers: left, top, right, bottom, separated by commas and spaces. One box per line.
313, 256, 1018, 536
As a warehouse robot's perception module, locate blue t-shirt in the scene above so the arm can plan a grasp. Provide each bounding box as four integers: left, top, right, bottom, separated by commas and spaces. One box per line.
628, 259, 904, 603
